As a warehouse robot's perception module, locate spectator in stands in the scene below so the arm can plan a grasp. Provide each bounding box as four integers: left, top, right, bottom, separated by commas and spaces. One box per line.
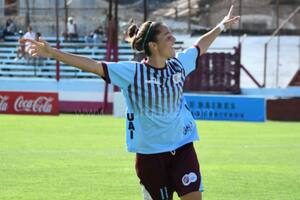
84, 31, 95, 48
3, 18, 16, 37
14, 26, 36, 61
23, 26, 36, 53
66, 16, 78, 41
84, 26, 104, 48
0, 18, 16, 41
93, 26, 104, 43
23, 6, 239, 200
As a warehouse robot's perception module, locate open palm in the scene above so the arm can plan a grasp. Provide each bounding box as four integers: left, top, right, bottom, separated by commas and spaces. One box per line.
20, 38, 53, 58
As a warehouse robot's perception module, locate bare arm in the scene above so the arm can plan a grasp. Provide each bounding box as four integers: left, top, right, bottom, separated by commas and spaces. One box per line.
22, 38, 105, 77
195, 5, 240, 55
49, 48, 104, 76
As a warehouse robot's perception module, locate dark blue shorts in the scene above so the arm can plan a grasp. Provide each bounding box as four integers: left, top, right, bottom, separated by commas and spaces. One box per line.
135, 143, 203, 200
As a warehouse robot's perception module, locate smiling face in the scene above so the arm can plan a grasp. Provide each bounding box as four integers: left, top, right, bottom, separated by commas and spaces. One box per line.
150, 24, 176, 59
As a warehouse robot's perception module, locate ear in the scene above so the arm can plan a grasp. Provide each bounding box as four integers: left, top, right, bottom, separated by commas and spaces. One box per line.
148, 41, 157, 52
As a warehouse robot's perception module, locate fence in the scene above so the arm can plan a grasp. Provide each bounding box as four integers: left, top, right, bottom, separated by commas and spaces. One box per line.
184, 45, 241, 94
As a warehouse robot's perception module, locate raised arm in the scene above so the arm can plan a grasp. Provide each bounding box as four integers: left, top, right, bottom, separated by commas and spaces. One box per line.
195, 5, 240, 55
21, 38, 104, 77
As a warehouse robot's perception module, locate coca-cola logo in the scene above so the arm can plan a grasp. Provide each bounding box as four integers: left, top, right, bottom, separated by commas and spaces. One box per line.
0, 95, 9, 112
14, 96, 53, 113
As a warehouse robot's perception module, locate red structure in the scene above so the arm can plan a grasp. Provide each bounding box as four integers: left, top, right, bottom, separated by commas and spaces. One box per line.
267, 98, 300, 121
184, 45, 241, 94
103, 0, 119, 114
289, 69, 300, 86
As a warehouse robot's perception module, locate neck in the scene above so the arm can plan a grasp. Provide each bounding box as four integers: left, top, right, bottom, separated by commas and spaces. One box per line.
147, 55, 166, 69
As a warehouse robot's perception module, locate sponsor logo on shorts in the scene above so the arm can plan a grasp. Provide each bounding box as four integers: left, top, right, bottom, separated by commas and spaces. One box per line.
182, 172, 197, 186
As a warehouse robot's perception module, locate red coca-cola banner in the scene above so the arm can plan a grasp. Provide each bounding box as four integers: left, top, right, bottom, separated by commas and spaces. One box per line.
0, 91, 59, 115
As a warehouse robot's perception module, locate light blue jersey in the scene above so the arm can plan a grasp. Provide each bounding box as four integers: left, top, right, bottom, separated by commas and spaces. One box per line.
101, 46, 201, 154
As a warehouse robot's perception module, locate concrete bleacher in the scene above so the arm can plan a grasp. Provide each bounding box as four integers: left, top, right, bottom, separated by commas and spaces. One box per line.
0, 36, 184, 79
0, 36, 134, 79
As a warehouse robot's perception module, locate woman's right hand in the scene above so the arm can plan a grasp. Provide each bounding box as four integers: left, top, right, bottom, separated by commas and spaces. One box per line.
20, 37, 53, 58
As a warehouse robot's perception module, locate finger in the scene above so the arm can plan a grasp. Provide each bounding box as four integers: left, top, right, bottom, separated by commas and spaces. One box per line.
38, 37, 48, 45
224, 17, 240, 29
20, 38, 40, 46
227, 5, 234, 17
227, 16, 240, 24
30, 49, 38, 55
28, 46, 37, 52
29, 44, 37, 49
28, 49, 33, 55
32, 53, 38, 57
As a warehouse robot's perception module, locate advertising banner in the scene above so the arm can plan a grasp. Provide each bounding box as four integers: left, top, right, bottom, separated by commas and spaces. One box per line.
184, 94, 265, 122
0, 91, 59, 115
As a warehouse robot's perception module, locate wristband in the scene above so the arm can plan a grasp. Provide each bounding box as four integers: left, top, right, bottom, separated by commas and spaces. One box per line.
218, 15, 229, 32
218, 23, 226, 32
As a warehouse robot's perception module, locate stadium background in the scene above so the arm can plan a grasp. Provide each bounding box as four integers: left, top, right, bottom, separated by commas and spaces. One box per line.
0, 0, 300, 199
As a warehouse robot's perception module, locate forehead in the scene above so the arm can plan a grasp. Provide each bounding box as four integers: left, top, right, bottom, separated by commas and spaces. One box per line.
156, 25, 171, 38
158, 24, 170, 34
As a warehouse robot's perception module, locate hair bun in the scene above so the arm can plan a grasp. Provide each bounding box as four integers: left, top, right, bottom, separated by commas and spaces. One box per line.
128, 24, 138, 38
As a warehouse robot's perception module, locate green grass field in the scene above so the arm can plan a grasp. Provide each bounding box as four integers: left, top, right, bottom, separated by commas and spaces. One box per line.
0, 115, 300, 200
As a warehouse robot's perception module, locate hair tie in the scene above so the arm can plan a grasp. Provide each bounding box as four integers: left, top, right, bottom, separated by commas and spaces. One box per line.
135, 27, 139, 35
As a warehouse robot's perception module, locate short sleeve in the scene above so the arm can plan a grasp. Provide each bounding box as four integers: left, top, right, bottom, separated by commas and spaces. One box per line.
101, 61, 137, 89
175, 46, 200, 75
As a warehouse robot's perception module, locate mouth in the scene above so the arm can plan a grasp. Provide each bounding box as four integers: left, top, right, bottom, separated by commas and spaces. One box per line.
171, 46, 175, 52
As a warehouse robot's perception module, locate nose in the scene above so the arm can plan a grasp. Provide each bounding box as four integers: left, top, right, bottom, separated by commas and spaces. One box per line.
172, 35, 176, 43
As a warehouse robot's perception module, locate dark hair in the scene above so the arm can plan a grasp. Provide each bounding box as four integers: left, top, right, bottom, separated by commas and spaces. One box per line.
127, 21, 162, 56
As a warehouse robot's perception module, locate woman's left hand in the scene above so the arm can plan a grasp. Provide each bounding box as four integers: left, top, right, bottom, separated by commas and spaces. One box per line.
222, 5, 240, 30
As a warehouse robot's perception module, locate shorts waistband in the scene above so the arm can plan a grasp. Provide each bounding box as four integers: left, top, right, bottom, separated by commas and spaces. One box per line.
173, 142, 193, 152
137, 142, 193, 156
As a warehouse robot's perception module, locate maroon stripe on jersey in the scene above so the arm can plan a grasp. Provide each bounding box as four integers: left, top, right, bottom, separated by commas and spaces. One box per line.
173, 57, 186, 77
134, 64, 140, 113
128, 84, 134, 112
193, 45, 201, 69
100, 62, 111, 83
140, 64, 145, 114
153, 68, 159, 113
146, 65, 152, 113
160, 70, 165, 114
177, 81, 184, 107
176, 70, 184, 108
169, 64, 181, 112
165, 67, 171, 113
168, 64, 177, 112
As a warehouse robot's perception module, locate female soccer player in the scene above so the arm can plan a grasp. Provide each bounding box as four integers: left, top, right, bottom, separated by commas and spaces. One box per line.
24, 5, 239, 200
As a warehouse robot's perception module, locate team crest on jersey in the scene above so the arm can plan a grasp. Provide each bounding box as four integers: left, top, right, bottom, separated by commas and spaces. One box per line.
172, 73, 181, 84
173, 63, 182, 72
182, 172, 197, 186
